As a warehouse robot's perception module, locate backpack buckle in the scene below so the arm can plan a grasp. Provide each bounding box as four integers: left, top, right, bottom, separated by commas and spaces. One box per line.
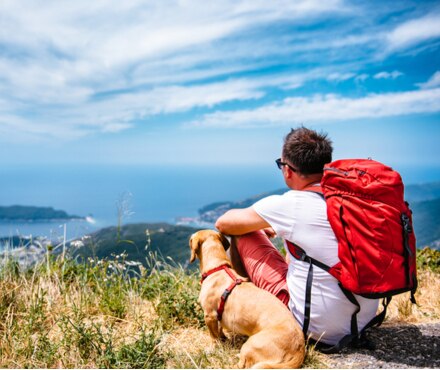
401, 213, 412, 233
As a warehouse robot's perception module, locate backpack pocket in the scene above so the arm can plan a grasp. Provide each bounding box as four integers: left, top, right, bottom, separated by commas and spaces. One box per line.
335, 197, 410, 297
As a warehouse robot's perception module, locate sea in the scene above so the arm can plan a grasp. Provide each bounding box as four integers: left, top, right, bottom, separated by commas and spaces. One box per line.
1, 163, 440, 242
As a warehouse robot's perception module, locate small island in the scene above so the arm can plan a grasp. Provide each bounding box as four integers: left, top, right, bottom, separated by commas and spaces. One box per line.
0, 205, 84, 222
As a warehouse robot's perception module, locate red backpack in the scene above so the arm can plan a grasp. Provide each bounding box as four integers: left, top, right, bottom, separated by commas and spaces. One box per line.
287, 159, 417, 352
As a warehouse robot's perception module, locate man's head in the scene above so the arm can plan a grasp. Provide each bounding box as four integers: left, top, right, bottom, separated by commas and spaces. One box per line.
282, 126, 333, 175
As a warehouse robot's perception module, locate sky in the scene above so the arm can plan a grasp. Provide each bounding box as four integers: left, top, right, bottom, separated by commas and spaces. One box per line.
1, 0, 440, 169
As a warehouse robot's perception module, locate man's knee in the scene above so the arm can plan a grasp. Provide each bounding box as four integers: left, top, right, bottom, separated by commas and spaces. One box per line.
236, 230, 274, 254
241, 229, 266, 239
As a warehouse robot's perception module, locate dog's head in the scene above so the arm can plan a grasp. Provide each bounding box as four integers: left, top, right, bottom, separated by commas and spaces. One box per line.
189, 229, 230, 263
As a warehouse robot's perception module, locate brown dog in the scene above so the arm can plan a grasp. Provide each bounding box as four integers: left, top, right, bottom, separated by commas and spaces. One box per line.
189, 229, 305, 369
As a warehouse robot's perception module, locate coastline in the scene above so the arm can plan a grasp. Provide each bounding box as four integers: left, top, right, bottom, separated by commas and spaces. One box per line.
0, 218, 96, 243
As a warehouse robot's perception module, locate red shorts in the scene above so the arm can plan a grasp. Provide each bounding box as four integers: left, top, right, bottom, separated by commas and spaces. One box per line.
236, 230, 289, 306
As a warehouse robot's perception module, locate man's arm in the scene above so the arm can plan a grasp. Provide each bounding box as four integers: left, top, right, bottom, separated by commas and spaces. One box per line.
215, 207, 271, 235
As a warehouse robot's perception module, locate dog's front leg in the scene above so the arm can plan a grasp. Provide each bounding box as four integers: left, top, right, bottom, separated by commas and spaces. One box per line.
205, 312, 221, 339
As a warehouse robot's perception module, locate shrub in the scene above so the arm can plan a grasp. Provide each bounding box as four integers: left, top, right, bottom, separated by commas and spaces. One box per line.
417, 247, 440, 272
150, 269, 205, 329
113, 328, 167, 369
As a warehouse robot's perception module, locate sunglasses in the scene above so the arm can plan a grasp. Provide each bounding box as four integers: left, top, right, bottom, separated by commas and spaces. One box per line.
275, 158, 298, 172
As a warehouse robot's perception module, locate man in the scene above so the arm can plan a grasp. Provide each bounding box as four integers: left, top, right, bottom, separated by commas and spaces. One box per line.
215, 127, 379, 346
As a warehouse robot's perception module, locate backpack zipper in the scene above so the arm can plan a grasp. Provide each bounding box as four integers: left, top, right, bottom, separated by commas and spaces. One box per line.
324, 167, 349, 176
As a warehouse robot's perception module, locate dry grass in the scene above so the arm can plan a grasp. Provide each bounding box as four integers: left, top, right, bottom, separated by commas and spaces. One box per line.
386, 269, 440, 323
159, 327, 241, 369
0, 256, 176, 368
0, 250, 438, 369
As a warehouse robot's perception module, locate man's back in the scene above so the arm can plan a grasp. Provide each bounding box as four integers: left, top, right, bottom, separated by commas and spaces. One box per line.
253, 190, 379, 345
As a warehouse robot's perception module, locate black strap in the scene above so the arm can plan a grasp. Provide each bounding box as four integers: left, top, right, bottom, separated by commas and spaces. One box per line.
363, 296, 391, 331
410, 275, 418, 304
314, 333, 356, 354
401, 213, 413, 286
339, 285, 360, 337
287, 241, 333, 338
303, 260, 313, 336
286, 241, 332, 273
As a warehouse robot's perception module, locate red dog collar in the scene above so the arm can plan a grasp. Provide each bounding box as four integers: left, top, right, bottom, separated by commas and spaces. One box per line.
200, 264, 243, 321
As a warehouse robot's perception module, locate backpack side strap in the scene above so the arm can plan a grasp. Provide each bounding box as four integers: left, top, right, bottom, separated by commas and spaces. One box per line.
286, 240, 386, 353
318, 296, 392, 353
363, 296, 392, 331
286, 241, 333, 337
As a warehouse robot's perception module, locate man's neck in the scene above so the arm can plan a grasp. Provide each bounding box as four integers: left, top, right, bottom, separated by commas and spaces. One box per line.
294, 173, 323, 190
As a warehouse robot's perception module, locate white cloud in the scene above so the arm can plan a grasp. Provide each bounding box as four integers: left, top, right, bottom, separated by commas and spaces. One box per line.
110, 79, 265, 115
373, 71, 403, 79
418, 71, 440, 89
191, 88, 440, 128
0, 78, 266, 141
101, 123, 134, 134
0, 0, 347, 84
327, 72, 356, 82
0, 0, 351, 140
1, 0, 439, 144
386, 12, 440, 52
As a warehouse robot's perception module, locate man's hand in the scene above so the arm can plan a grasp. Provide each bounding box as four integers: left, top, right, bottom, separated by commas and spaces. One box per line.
263, 227, 276, 238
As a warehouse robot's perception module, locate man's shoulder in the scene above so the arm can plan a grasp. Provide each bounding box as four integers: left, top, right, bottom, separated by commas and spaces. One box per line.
253, 190, 304, 212
255, 190, 291, 204
253, 190, 328, 227
261, 189, 320, 201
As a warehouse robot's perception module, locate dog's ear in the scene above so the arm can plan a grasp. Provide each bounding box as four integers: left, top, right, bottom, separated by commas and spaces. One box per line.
218, 233, 230, 251
189, 233, 200, 263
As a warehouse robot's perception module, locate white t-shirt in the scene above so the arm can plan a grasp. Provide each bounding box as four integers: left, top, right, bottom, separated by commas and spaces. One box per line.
253, 190, 379, 345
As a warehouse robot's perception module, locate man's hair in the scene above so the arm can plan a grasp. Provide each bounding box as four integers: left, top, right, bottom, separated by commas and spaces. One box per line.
282, 126, 333, 175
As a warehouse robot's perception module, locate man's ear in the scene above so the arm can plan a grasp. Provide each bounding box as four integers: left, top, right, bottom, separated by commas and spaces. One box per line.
218, 233, 230, 251
285, 165, 294, 179
189, 234, 200, 263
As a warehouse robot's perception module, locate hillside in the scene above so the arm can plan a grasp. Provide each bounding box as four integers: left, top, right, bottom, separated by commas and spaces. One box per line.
405, 181, 440, 202
410, 198, 440, 248
197, 188, 287, 223
73, 223, 197, 267
0, 205, 83, 221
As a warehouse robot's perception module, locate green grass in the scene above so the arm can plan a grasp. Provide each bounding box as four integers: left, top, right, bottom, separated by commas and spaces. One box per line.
416, 246, 440, 272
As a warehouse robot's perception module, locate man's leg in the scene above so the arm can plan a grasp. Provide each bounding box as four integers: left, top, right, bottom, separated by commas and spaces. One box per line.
229, 230, 289, 306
